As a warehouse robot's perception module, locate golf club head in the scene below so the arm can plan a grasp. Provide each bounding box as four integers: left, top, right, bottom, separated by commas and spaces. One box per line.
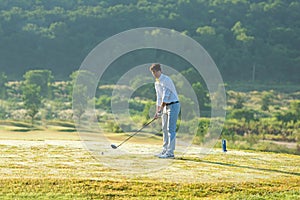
111, 144, 118, 149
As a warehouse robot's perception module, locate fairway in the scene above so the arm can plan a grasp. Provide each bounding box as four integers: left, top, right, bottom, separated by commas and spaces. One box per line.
0, 131, 299, 199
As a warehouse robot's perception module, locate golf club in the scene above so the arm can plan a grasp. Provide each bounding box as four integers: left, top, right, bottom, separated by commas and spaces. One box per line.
111, 117, 157, 149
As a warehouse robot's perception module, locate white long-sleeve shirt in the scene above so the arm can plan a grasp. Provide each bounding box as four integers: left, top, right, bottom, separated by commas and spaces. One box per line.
154, 74, 179, 106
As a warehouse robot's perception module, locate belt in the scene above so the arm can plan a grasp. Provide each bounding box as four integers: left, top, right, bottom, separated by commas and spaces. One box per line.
166, 101, 179, 106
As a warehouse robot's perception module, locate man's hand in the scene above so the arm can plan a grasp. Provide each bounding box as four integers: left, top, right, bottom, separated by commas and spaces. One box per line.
154, 110, 162, 119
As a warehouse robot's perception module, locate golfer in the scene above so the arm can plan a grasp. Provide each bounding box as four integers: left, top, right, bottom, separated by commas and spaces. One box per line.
150, 63, 180, 159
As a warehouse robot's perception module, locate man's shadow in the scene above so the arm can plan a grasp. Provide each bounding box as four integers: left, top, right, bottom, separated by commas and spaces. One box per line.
176, 157, 300, 177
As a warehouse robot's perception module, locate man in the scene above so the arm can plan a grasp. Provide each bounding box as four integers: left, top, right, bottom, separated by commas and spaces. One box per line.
149, 63, 180, 159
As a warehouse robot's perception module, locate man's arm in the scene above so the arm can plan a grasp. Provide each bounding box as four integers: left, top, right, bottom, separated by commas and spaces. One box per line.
155, 105, 162, 118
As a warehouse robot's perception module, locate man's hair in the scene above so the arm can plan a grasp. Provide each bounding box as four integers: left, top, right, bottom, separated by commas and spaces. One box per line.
149, 63, 161, 72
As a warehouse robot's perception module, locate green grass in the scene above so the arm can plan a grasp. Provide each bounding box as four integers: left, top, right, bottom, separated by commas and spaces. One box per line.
0, 177, 299, 199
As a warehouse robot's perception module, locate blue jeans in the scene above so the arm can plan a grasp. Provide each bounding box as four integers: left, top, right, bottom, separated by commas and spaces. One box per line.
161, 103, 180, 154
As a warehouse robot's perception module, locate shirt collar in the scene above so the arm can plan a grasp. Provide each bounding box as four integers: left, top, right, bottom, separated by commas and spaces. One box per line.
158, 73, 165, 82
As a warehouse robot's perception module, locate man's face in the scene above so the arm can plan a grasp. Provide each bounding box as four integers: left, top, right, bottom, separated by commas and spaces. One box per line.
151, 70, 161, 79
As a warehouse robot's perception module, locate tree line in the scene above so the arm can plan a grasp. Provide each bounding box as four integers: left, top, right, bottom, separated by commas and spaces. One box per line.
1, 69, 299, 127
0, 0, 299, 83
0, 69, 299, 154
0, 68, 210, 122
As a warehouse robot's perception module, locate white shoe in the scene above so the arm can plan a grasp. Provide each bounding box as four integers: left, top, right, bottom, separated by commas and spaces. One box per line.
154, 150, 166, 157
158, 153, 175, 159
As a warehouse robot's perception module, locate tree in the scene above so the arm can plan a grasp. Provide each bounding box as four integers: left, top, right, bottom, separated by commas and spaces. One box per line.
0, 0, 300, 83
71, 70, 97, 123
22, 84, 42, 125
181, 68, 203, 85
72, 84, 88, 122
23, 70, 53, 98
192, 82, 209, 110
178, 94, 197, 120
231, 21, 254, 43
0, 72, 7, 99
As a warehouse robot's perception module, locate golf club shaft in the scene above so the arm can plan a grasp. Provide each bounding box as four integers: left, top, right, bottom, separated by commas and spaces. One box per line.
115, 118, 156, 148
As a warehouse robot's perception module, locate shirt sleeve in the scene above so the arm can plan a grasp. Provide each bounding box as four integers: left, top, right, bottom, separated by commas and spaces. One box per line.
155, 82, 162, 106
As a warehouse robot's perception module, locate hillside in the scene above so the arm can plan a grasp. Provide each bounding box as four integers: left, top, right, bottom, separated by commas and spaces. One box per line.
0, 0, 299, 83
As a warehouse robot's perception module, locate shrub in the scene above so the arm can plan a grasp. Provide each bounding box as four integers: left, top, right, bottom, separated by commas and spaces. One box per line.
233, 93, 246, 109
96, 95, 111, 112
105, 121, 123, 133
129, 99, 145, 112
228, 109, 256, 123
57, 109, 73, 120
192, 118, 210, 144
254, 142, 296, 154
260, 91, 274, 111
0, 104, 9, 119
11, 109, 30, 120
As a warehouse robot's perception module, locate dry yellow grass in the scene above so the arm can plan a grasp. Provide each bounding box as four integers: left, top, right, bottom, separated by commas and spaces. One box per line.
0, 129, 299, 199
